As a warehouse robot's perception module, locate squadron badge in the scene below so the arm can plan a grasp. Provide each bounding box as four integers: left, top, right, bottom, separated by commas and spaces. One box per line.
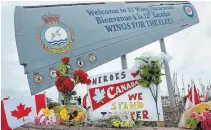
89, 53, 97, 63
38, 14, 74, 53
76, 57, 85, 69
33, 72, 44, 85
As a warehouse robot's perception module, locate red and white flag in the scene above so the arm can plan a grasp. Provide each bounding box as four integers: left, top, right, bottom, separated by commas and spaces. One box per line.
185, 82, 200, 109
1, 94, 46, 130
179, 81, 200, 128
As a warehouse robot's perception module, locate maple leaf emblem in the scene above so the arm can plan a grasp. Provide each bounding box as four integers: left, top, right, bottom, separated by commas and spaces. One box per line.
93, 88, 105, 103
11, 103, 32, 122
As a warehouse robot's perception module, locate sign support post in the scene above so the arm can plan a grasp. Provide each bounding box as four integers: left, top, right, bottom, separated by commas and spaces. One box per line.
121, 55, 128, 70
159, 38, 176, 106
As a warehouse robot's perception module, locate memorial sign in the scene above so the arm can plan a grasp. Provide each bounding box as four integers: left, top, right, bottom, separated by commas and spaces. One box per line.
87, 69, 164, 121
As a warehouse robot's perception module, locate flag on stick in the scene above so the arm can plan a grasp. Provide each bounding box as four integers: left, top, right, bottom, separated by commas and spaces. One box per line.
1, 94, 46, 130
178, 81, 200, 128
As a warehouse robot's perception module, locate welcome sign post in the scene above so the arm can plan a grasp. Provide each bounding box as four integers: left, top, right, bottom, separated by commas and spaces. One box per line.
14, 2, 199, 108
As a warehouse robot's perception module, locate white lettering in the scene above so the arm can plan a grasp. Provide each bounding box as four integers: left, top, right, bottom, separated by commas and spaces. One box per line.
107, 87, 115, 99
116, 87, 122, 95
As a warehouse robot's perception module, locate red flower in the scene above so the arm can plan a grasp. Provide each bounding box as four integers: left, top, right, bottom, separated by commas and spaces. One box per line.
73, 70, 89, 84
86, 79, 91, 85
61, 57, 70, 63
201, 118, 211, 130
55, 77, 74, 92
56, 70, 60, 76
73, 70, 84, 77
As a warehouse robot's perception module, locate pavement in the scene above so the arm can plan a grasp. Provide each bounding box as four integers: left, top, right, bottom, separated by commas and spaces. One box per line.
15, 123, 185, 130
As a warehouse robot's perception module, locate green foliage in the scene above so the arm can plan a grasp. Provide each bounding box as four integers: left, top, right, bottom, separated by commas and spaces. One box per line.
62, 120, 83, 127
59, 62, 67, 76
107, 116, 121, 128
185, 118, 191, 124
138, 80, 151, 88
47, 102, 60, 109
135, 58, 165, 87
105, 116, 134, 128
75, 76, 79, 84
185, 117, 200, 130
133, 120, 143, 127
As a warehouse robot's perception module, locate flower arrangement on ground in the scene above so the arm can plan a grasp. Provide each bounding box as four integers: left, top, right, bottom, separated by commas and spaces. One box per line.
54, 105, 87, 126
34, 108, 56, 125
185, 110, 211, 130
106, 116, 134, 128
55, 56, 91, 105
34, 56, 90, 127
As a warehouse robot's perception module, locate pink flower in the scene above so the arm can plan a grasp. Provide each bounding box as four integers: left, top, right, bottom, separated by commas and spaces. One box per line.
203, 111, 211, 118
56, 117, 63, 124
197, 114, 204, 121
41, 120, 46, 126
189, 112, 198, 118
34, 114, 44, 125
41, 117, 49, 126
201, 118, 211, 130
34, 117, 40, 125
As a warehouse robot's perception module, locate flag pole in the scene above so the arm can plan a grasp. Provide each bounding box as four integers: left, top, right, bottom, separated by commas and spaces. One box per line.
191, 80, 195, 105
182, 75, 185, 96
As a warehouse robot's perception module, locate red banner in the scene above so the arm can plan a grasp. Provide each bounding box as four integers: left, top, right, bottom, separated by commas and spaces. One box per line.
89, 80, 139, 110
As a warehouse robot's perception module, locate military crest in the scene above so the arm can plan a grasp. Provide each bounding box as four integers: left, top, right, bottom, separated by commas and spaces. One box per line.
38, 14, 74, 53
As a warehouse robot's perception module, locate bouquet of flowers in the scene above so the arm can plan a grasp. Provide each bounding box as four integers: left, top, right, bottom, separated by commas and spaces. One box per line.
134, 52, 171, 121
201, 111, 211, 130
185, 111, 211, 130
55, 106, 87, 126
34, 108, 56, 126
55, 57, 91, 105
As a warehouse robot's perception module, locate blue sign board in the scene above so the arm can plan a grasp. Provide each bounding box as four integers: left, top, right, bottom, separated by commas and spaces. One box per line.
14, 1, 199, 95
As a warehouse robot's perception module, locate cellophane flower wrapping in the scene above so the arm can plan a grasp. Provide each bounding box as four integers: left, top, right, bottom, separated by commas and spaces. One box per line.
34, 108, 56, 126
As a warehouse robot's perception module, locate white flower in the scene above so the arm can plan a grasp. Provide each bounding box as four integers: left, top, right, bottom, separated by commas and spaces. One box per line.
38, 109, 44, 117
159, 52, 172, 62
132, 58, 147, 70
149, 57, 160, 62
141, 51, 156, 58
49, 110, 56, 123
133, 51, 172, 70
163, 53, 172, 62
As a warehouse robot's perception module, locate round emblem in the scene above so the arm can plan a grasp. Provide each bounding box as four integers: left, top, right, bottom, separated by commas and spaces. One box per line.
77, 58, 85, 68
33, 72, 44, 85
89, 54, 97, 63
183, 6, 194, 17
38, 14, 74, 53
49, 67, 57, 79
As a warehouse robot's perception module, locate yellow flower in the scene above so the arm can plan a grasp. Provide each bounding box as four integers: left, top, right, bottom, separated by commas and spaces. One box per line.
42, 108, 51, 118
60, 108, 69, 121
74, 112, 84, 122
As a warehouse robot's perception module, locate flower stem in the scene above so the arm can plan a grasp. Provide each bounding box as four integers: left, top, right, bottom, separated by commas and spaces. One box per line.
75, 76, 79, 84
149, 85, 160, 121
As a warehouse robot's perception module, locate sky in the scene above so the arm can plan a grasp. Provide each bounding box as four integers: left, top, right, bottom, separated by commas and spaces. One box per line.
1, 1, 211, 101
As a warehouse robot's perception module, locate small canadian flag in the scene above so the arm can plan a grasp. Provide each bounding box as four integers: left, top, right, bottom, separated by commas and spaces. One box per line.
185, 81, 200, 109
1, 94, 46, 130
178, 81, 200, 128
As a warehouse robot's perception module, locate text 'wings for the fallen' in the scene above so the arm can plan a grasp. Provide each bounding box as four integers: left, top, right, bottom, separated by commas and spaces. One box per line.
14, 1, 199, 95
